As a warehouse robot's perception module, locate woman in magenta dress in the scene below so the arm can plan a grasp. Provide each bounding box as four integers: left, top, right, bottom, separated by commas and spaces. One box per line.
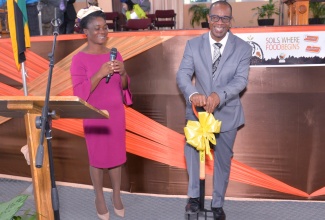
70, 6, 130, 220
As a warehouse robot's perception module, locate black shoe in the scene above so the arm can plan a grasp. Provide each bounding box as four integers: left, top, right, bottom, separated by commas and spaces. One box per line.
211, 207, 226, 220
185, 197, 200, 214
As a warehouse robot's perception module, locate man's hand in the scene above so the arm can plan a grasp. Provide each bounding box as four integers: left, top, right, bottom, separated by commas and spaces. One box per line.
204, 92, 220, 113
190, 93, 207, 107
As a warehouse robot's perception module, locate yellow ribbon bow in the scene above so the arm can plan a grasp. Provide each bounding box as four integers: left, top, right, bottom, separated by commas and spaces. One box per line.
184, 112, 222, 162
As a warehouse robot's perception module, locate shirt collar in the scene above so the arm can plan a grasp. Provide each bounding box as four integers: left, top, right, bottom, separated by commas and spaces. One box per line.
209, 31, 229, 54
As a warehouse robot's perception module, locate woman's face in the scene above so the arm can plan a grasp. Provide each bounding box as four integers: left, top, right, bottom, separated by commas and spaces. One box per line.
84, 17, 108, 45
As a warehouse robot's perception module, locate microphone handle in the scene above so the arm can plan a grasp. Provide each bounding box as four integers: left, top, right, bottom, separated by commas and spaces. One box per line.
106, 56, 115, 84
106, 74, 111, 83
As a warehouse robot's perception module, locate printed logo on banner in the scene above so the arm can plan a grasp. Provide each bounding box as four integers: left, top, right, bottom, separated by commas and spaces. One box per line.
306, 46, 321, 53
247, 35, 301, 65
248, 41, 264, 59
279, 53, 286, 63
242, 34, 325, 66
247, 36, 265, 65
304, 35, 321, 54
304, 35, 319, 43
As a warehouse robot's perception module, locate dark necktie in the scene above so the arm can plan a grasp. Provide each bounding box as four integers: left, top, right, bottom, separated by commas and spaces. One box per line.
212, 43, 222, 79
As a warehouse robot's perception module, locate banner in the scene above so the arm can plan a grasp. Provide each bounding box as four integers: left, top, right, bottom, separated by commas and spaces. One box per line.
7, 0, 30, 70
237, 31, 325, 67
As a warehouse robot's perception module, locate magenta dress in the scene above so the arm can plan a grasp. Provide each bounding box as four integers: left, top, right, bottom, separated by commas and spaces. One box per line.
70, 51, 127, 168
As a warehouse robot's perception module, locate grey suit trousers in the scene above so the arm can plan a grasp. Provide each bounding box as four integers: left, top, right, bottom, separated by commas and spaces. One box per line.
185, 128, 237, 208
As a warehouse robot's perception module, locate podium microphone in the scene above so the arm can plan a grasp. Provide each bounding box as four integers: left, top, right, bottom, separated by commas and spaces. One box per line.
106, 48, 117, 83
51, 7, 61, 36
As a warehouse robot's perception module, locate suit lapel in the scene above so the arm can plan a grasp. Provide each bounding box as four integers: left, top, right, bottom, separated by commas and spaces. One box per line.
199, 32, 212, 96
214, 31, 236, 79
203, 33, 212, 73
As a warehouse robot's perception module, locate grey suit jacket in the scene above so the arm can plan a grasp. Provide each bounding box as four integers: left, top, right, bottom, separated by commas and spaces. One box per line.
176, 31, 252, 132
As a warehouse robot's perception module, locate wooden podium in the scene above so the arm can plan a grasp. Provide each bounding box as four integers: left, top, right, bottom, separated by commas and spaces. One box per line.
0, 96, 109, 220
284, 0, 309, 25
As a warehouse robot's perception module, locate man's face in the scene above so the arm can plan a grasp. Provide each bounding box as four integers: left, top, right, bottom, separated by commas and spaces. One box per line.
207, 4, 232, 42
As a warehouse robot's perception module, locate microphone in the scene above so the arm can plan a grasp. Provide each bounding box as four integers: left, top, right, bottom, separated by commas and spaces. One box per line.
51, 7, 61, 36
106, 48, 117, 83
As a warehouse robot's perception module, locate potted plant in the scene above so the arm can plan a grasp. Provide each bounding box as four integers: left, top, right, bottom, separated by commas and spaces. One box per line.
188, 4, 210, 28
252, 0, 279, 26
309, 2, 325, 24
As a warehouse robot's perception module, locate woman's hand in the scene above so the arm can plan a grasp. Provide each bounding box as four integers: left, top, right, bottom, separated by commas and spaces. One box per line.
90, 61, 114, 91
98, 61, 114, 78
112, 60, 126, 76
111, 60, 128, 89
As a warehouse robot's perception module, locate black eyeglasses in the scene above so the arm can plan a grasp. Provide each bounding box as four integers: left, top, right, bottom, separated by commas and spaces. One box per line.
209, 15, 232, 23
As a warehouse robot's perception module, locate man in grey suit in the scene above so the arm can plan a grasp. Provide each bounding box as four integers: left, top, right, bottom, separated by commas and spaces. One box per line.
176, 1, 252, 220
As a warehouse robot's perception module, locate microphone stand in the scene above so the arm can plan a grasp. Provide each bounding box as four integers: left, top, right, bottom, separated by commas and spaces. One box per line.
35, 11, 61, 220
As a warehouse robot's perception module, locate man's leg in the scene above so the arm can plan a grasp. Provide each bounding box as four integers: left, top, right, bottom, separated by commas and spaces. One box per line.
211, 129, 237, 219
185, 143, 200, 198
185, 143, 201, 213
212, 129, 237, 207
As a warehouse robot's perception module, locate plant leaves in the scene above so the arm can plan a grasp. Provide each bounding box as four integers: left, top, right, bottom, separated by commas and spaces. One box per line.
19, 208, 37, 220
188, 4, 209, 27
0, 195, 28, 220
